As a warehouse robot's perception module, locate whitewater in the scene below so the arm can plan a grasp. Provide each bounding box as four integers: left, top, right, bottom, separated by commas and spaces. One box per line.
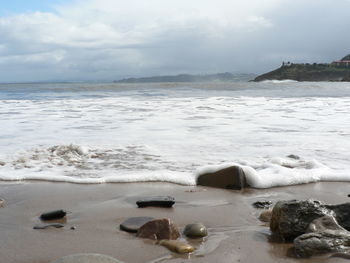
0, 81, 349, 188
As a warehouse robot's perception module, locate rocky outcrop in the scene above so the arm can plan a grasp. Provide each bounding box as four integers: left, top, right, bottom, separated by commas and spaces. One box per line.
197, 166, 247, 190
270, 200, 333, 240
294, 216, 350, 257
137, 218, 180, 240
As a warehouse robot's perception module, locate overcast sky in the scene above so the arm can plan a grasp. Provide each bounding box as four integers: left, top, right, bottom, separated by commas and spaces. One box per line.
0, 0, 349, 82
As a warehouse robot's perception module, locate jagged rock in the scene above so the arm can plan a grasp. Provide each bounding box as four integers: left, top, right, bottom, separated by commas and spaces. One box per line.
325, 203, 350, 231
294, 216, 350, 257
159, 240, 195, 254
183, 223, 208, 238
120, 217, 155, 233
50, 253, 124, 263
252, 201, 273, 209
259, 210, 272, 223
197, 166, 247, 190
137, 218, 180, 240
270, 200, 334, 240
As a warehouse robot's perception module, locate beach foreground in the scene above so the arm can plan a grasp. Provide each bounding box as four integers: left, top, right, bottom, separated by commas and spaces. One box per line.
1, 181, 349, 263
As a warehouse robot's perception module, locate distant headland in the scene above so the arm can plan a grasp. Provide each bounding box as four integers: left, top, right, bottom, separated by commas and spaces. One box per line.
115, 73, 256, 83
254, 54, 350, 82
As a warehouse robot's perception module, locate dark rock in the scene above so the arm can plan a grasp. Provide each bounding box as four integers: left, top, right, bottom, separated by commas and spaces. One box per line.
270, 200, 334, 240
33, 223, 65, 229
137, 218, 180, 240
287, 154, 300, 160
70, 226, 76, 230
294, 216, 350, 257
40, 210, 67, 221
159, 240, 195, 254
120, 217, 155, 233
252, 201, 273, 209
325, 203, 350, 231
197, 166, 247, 190
183, 223, 208, 238
136, 196, 175, 208
50, 253, 124, 263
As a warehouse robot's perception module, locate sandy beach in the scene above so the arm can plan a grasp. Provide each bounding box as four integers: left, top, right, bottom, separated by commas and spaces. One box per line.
0, 181, 349, 263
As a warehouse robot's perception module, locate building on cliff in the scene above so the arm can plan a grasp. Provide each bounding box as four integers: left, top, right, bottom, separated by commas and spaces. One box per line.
332, 54, 350, 67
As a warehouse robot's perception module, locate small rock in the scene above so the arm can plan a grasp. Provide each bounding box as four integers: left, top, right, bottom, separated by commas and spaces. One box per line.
50, 253, 124, 263
287, 154, 300, 160
0, 199, 5, 208
137, 218, 180, 240
259, 210, 272, 223
136, 196, 175, 208
70, 226, 76, 230
183, 223, 208, 238
159, 240, 195, 254
33, 223, 65, 229
252, 201, 273, 209
294, 216, 350, 257
40, 210, 67, 221
0, 161, 5, 166
197, 166, 247, 190
120, 217, 155, 233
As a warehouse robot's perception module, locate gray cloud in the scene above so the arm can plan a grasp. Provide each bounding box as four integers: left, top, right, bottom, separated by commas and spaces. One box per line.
0, 0, 349, 82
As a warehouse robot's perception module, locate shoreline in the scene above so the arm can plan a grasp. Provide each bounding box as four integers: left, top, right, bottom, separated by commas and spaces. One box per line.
1, 181, 349, 263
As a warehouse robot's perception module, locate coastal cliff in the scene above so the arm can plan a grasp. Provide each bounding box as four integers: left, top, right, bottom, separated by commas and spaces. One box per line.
254, 55, 350, 82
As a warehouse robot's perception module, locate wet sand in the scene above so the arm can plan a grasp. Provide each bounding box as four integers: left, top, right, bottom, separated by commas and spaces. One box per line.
0, 181, 349, 263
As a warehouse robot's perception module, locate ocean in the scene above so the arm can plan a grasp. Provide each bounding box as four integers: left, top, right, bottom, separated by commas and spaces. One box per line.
0, 81, 349, 188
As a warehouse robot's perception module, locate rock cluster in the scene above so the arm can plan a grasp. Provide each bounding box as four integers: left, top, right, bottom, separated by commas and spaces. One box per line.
269, 199, 350, 257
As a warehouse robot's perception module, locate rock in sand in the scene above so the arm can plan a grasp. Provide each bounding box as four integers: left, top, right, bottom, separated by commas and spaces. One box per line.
137, 218, 180, 240
40, 209, 67, 221
259, 210, 272, 223
252, 201, 273, 209
136, 196, 175, 208
159, 240, 195, 254
33, 223, 65, 229
183, 223, 208, 238
197, 166, 247, 190
120, 216, 155, 233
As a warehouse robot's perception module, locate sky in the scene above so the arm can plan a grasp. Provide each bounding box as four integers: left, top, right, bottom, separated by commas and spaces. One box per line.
0, 0, 350, 82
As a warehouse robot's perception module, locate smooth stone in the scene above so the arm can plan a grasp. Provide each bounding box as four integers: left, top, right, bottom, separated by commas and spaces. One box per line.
0, 199, 5, 208
259, 210, 272, 223
136, 196, 175, 208
197, 165, 247, 190
33, 223, 65, 229
50, 253, 124, 263
137, 218, 180, 240
40, 210, 67, 221
120, 217, 155, 233
252, 201, 273, 209
183, 223, 208, 238
159, 240, 196, 254
294, 216, 350, 257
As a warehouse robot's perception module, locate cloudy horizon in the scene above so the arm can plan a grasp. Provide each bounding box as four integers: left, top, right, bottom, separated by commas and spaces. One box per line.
0, 0, 349, 82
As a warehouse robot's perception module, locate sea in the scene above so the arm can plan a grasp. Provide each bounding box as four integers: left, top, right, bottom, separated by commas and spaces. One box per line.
0, 80, 349, 188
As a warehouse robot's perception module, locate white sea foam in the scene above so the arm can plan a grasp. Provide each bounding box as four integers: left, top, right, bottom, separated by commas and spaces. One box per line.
0, 82, 349, 188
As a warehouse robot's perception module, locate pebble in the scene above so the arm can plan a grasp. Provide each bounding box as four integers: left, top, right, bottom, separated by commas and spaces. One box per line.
120, 216, 155, 233
183, 223, 208, 238
136, 196, 175, 208
159, 240, 196, 254
50, 253, 124, 263
137, 218, 180, 240
0, 199, 5, 208
40, 210, 67, 221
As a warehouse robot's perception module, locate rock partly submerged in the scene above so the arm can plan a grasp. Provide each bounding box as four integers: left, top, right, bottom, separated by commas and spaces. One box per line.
137, 218, 180, 240
50, 253, 124, 263
120, 217, 155, 233
183, 223, 208, 238
136, 196, 175, 208
197, 166, 247, 190
294, 215, 350, 257
33, 223, 65, 229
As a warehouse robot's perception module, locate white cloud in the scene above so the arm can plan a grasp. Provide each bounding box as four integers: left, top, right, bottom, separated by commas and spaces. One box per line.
0, 0, 349, 81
